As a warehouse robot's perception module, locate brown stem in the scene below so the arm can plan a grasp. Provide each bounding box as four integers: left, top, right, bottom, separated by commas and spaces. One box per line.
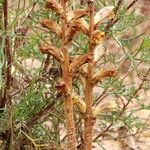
83, 1, 95, 150
60, 0, 77, 149
3, 0, 13, 149
0, 6, 3, 110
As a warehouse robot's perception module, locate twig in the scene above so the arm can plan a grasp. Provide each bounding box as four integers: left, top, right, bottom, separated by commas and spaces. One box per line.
3, 0, 13, 149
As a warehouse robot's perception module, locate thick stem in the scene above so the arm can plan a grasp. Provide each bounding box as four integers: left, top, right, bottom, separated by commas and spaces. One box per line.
60, 0, 77, 149
84, 1, 95, 150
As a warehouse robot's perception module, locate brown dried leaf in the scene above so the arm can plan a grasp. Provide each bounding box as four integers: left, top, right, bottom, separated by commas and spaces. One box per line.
40, 19, 61, 37
39, 43, 63, 62
45, 0, 64, 17
94, 6, 115, 27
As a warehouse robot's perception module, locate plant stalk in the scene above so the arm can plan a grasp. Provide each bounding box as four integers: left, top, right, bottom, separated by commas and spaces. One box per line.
83, 1, 95, 150
3, 0, 13, 149
60, 0, 77, 149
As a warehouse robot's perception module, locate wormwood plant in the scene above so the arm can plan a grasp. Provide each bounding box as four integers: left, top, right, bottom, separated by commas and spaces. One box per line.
0, 0, 150, 150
